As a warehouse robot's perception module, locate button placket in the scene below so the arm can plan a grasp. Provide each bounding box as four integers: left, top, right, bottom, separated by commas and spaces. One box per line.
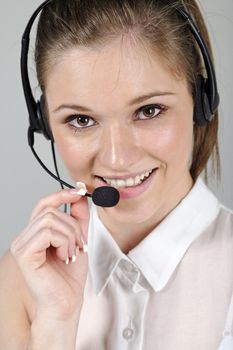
112, 259, 149, 349
122, 318, 134, 341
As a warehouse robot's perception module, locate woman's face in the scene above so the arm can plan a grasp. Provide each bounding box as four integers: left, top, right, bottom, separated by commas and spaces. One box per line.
45, 38, 194, 227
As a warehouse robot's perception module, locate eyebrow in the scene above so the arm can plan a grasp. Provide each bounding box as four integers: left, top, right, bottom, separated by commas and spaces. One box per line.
129, 91, 175, 106
52, 91, 175, 113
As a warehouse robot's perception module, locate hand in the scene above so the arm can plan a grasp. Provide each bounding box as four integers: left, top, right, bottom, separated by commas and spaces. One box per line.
10, 189, 89, 321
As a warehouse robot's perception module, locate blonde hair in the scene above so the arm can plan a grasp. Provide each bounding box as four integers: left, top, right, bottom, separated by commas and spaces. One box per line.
35, 0, 220, 184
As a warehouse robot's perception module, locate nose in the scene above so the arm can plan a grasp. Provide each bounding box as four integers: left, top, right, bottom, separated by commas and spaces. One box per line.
97, 123, 142, 171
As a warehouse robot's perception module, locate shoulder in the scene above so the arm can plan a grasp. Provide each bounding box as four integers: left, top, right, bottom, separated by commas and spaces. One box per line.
0, 250, 35, 349
219, 203, 233, 218
215, 203, 233, 238
193, 179, 233, 246
197, 202, 233, 275
201, 201, 233, 247
191, 201, 233, 264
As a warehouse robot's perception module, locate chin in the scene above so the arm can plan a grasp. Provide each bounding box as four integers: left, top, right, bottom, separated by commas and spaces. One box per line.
103, 195, 162, 225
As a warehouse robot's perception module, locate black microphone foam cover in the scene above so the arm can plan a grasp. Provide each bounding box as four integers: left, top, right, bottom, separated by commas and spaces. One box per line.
92, 186, 120, 207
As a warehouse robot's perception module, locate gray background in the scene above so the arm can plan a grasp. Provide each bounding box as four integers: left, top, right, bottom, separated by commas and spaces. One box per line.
0, 0, 232, 256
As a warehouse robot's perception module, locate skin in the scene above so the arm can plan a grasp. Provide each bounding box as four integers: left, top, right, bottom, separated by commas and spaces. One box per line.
46, 37, 194, 253
0, 192, 89, 349
0, 36, 195, 349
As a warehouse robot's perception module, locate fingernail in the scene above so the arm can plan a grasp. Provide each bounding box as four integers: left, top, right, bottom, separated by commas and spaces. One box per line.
75, 182, 87, 196
81, 237, 88, 253
70, 189, 82, 196
65, 257, 70, 265
72, 254, 76, 263
83, 244, 88, 253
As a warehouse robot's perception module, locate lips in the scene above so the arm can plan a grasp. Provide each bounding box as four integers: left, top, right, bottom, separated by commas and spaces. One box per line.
95, 167, 158, 200
101, 169, 155, 188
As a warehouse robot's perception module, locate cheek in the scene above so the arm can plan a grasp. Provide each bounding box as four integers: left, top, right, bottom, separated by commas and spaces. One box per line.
53, 134, 93, 180
145, 115, 193, 166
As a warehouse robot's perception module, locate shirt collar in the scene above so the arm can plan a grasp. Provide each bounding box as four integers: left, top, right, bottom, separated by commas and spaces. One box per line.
87, 177, 220, 295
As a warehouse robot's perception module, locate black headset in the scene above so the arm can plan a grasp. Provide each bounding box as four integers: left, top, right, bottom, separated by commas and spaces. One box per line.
21, 0, 220, 145
20, 0, 220, 202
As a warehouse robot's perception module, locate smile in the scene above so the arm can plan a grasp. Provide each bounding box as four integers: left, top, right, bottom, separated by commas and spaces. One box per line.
101, 169, 156, 188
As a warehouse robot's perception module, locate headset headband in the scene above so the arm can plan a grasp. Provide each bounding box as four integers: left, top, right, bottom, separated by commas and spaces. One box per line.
21, 0, 219, 135
21, 0, 53, 132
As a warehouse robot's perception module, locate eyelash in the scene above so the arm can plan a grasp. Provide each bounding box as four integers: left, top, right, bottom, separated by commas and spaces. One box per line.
65, 104, 167, 132
135, 104, 167, 121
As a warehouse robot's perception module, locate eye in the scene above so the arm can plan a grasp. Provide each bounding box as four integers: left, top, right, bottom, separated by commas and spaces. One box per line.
136, 104, 165, 120
67, 115, 97, 130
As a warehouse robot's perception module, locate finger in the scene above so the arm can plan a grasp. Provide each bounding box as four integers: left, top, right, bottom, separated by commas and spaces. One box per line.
30, 189, 83, 221
12, 213, 81, 259
11, 229, 72, 268
30, 208, 84, 247
70, 196, 89, 243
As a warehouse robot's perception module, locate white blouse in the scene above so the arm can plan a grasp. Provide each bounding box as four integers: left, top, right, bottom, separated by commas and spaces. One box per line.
76, 177, 233, 350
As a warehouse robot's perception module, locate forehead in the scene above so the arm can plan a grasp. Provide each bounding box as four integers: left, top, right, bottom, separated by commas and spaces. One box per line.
45, 38, 186, 106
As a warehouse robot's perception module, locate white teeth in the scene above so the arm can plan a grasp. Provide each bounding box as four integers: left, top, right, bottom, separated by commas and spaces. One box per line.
111, 179, 117, 187
103, 169, 154, 188
116, 179, 125, 188
126, 178, 134, 187
135, 175, 141, 186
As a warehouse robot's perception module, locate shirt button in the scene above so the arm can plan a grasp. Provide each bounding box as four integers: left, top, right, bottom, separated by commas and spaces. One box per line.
122, 327, 134, 340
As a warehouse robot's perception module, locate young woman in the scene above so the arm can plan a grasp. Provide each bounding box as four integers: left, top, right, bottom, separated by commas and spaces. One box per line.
0, 0, 232, 349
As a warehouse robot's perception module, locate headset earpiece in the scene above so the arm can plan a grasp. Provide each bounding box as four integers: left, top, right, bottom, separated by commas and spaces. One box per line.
193, 75, 214, 127
22, 0, 219, 139
36, 95, 54, 141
